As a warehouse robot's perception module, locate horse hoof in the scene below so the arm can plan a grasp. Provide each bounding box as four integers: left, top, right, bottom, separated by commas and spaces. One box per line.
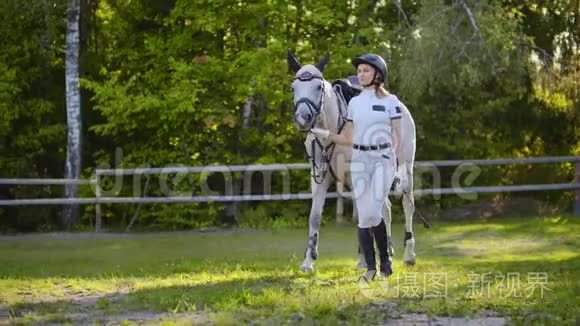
356, 255, 367, 269
300, 261, 314, 273
403, 238, 415, 266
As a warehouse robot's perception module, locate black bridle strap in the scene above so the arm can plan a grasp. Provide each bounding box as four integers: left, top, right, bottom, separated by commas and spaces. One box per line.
294, 72, 348, 184
306, 82, 351, 184
293, 83, 325, 113
293, 73, 326, 129
294, 97, 320, 113
310, 137, 327, 184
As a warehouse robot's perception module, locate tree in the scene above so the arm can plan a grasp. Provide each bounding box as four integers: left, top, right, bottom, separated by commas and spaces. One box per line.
1, 0, 576, 230
397, 0, 531, 159
63, 0, 82, 228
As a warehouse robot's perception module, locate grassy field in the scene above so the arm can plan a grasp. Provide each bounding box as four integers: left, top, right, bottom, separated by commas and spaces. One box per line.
0, 216, 578, 325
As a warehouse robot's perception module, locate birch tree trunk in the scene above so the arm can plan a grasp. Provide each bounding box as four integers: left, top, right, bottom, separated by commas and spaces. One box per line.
63, 0, 82, 228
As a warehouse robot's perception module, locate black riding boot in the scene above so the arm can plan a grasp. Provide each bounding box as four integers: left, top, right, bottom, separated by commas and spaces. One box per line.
358, 227, 376, 281
372, 219, 393, 277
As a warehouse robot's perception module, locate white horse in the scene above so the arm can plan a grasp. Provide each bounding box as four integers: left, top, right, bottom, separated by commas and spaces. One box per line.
287, 51, 418, 272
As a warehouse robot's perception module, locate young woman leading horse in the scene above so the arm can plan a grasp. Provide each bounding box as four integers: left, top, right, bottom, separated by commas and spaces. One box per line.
287, 51, 417, 278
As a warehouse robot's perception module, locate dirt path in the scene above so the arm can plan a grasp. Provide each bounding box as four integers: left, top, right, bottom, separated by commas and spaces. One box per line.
0, 291, 212, 325
1, 297, 511, 325
372, 302, 510, 326
384, 313, 508, 325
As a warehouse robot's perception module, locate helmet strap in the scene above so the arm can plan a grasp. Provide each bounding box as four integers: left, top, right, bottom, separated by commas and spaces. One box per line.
362, 71, 380, 88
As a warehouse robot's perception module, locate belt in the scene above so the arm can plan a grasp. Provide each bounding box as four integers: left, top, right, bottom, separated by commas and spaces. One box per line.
352, 143, 391, 151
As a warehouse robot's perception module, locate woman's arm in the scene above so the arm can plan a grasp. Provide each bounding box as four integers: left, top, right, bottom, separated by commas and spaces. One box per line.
311, 122, 354, 146
328, 122, 353, 146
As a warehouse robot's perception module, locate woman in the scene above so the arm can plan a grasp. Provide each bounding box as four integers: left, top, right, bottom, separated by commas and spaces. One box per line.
311, 53, 401, 281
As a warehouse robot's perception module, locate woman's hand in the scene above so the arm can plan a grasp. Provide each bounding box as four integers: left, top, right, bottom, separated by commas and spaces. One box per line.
311, 122, 354, 146
311, 128, 330, 139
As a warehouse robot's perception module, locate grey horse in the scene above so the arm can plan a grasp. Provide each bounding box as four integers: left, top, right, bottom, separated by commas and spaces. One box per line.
287, 51, 418, 272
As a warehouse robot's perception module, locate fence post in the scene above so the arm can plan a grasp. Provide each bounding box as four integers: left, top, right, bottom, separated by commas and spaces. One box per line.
336, 181, 344, 224
574, 161, 580, 216
95, 172, 102, 232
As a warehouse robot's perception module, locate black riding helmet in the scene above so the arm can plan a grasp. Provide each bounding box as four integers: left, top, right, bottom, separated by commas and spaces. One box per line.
352, 53, 387, 84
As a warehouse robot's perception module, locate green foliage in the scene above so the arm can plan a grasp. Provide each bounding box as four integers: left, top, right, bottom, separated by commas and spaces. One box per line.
238, 201, 310, 228
0, 0, 67, 176
0, 0, 577, 230
399, 0, 529, 159
0, 0, 69, 230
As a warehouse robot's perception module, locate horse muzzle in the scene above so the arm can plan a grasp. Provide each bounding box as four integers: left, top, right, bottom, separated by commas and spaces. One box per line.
294, 111, 313, 131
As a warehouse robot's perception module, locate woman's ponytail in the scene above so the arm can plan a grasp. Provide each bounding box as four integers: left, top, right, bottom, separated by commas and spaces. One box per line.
375, 84, 389, 98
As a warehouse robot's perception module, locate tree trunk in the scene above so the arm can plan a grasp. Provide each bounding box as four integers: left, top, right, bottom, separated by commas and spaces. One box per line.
63, 0, 82, 228
224, 94, 254, 225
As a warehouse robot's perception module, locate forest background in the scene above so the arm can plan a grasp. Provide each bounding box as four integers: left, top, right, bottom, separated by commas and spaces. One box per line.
0, 0, 578, 231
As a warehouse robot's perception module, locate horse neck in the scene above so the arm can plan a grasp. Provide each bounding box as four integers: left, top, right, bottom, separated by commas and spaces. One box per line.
317, 80, 340, 132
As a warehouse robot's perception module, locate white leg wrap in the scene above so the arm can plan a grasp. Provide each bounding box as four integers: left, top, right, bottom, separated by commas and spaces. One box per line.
404, 238, 416, 266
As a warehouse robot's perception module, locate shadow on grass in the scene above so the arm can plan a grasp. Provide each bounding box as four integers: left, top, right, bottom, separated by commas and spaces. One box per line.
2, 250, 578, 323
0, 225, 362, 279
3, 273, 305, 323
2, 217, 577, 280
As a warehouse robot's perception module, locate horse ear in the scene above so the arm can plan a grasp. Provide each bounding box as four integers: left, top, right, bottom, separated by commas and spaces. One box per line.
315, 53, 330, 73
287, 50, 302, 73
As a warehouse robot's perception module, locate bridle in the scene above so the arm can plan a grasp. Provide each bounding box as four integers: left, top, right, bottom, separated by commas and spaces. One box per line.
292, 71, 326, 130
292, 70, 349, 185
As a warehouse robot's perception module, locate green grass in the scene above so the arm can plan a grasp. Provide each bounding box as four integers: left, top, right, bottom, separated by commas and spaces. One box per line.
0, 216, 578, 325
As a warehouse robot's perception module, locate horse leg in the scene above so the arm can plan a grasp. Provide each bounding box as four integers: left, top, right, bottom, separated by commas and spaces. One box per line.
402, 161, 416, 266
383, 199, 395, 257
300, 175, 330, 272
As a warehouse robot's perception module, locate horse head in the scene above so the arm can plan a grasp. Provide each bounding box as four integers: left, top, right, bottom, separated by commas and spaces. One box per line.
287, 51, 330, 131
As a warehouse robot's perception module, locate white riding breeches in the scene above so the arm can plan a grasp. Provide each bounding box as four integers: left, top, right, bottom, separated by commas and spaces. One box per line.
350, 148, 396, 228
